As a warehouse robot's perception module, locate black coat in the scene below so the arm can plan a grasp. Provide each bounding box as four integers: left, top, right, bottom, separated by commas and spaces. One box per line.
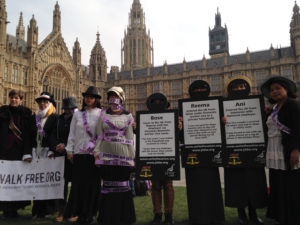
0, 105, 32, 160
32, 113, 58, 151
50, 113, 72, 157
277, 98, 300, 170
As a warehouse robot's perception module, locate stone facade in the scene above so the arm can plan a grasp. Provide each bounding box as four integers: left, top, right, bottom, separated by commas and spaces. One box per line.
0, 1, 107, 113
0, 0, 299, 116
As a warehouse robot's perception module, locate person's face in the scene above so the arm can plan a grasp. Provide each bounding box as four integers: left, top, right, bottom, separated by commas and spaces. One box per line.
108, 92, 120, 101
9, 94, 22, 107
270, 83, 288, 102
63, 108, 74, 115
153, 99, 163, 105
37, 99, 50, 110
84, 95, 96, 108
192, 87, 207, 93
232, 83, 246, 91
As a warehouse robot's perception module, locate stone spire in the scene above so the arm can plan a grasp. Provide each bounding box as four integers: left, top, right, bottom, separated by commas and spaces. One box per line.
27, 15, 38, 50
53, 1, 61, 33
0, 0, 8, 47
73, 38, 81, 66
121, 0, 153, 71
89, 32, 107, 81
16, 12, 25, 40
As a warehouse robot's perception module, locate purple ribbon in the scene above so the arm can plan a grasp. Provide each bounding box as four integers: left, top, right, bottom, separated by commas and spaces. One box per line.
35, 114, 46, 137
104, 130, 126, 137
79, 110, 98, 154
98, 152, 134, 160
271, 105, 291, 134
100, 109, 133, 132
103, 181, 129, 187
95, 152, 135, 167
101, 180, 131, 194
97, 135, 134, 146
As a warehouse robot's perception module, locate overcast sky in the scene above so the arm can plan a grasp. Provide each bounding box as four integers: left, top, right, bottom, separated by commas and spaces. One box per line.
6, 0, 295, 69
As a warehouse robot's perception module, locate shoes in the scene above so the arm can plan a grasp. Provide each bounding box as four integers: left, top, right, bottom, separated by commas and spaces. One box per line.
238, 208, 248, 225
248, 205, 264, 225
249, 216, 264, 225
56, 215, 64, 222
68, 216, 79, 222
151, 213, 162, 225
164, 213, 174, 225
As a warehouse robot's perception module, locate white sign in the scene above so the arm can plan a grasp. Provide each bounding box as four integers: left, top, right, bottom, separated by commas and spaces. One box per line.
182, 99, 222, 145
223, 98, 264, 145
0, 157, 64, 201
140, 113, 175, 157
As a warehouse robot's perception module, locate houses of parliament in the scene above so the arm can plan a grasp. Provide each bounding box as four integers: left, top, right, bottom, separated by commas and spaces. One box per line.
0, 0, 299, 114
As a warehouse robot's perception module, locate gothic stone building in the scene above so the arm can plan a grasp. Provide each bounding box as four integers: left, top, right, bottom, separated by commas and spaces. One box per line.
0, 0, 299, 116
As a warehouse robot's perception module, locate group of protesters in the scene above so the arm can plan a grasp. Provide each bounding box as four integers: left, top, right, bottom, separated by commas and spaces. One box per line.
0, 74, 300, 225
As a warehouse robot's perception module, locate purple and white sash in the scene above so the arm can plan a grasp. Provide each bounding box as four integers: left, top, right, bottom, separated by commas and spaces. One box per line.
271, 105, 291, 134
80, 110, 99, 155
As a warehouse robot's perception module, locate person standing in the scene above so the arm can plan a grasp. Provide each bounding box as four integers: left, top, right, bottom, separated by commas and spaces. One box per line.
27, 92, 59, 219
223, 77, 268, 225
65, 86, 101, 224
184, 80, 225, 225
51, 97, 79, 222
0, 90, 32, 218
146, 93, 175, 225
261, 76, 300, 225
94, 87, 135, 225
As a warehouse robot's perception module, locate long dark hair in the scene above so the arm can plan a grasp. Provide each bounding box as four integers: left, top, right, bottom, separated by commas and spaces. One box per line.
80, 97, 101, 111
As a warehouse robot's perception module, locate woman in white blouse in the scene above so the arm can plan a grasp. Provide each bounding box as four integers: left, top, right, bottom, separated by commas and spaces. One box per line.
94, 86, 136, 225
66, 86, 101, 224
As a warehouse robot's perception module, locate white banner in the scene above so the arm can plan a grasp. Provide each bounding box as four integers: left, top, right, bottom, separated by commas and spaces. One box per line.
0, 157, 64, 201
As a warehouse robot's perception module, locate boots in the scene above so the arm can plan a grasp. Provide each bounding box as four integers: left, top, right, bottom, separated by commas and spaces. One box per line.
248, 205, 264, 225
151, 213, 162, 225
238, 208, 248, 225
164, 213, 173, 225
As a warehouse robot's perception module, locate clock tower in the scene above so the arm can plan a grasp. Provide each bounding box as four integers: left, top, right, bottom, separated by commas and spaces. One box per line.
209, 8, 229, 58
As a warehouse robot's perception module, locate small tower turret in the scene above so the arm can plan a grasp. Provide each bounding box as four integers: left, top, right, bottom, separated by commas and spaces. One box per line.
16, 12, 25, 40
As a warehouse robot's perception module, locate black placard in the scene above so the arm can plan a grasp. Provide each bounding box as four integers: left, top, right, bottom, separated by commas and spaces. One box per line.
222, 95, 267, 167
179, 97, 225, 167
135, 110, 180, 180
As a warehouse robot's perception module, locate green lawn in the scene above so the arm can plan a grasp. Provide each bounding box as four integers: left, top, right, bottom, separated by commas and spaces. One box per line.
0, 187, 275, 225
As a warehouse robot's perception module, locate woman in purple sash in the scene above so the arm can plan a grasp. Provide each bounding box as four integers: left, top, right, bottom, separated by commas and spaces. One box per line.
65, 86, 102, 224
0, 90, 32, 218
261, 76, 300, 225
94, 86, 136, 225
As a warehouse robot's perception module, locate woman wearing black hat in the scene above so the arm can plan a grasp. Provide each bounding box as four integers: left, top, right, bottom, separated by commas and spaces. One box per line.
29, 91, 59, 219
51, 97, 79, 222
261, 76, 300, 225
184, 80, 225, 225
65, 86, 102, 224
0, 90, 32, 218
223, 77, 268, 225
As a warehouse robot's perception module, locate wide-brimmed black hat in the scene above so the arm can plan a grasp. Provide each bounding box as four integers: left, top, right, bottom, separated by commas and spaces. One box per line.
35, 92, 56, 105
146, 93, 169, 111
261, 76, 296, 99
189, 80, 210, 99
82, 86, 101, 99
62, 97, 79, 109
